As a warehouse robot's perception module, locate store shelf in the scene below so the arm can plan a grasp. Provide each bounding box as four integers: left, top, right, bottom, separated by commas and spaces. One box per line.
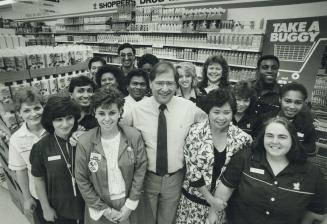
30, 62, 88, 78
163, 44, 261, 52
17, 32, 54, 35
108, 62, 121, 66
94, 51, 256, 69
0, 70, 30, 83
64, 40, 261, 53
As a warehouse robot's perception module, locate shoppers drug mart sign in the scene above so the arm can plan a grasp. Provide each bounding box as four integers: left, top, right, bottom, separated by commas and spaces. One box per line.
270, 21, 320, 43
263, 16, 327, 98
92, 0, 135, 10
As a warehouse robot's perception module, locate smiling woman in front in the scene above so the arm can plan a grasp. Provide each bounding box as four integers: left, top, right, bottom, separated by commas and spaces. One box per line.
30, 95, 85, 224
208, 117, 326, 224
75, 86, 147, 224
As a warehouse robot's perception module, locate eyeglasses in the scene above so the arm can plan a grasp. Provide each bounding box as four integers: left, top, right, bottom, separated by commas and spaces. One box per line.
153, 81, 176, 88
120, 53, 134, 58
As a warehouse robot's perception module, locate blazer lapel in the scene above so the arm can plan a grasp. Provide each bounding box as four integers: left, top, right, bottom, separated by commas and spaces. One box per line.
91, 128, 106, 158
118, 132, 129, 161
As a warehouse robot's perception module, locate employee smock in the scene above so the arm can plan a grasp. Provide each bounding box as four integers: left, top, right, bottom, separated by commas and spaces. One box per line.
221, 149, 326, 224
75, 125, 147, 223
30, 134, 85, 220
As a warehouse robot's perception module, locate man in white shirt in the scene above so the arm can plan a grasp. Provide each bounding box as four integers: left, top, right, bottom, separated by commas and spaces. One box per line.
123, 61, 206, 224
8, 87, 46, 223
123, 68, 149, 119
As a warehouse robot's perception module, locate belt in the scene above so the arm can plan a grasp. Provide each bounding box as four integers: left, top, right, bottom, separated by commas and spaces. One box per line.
148, 169, 180, 177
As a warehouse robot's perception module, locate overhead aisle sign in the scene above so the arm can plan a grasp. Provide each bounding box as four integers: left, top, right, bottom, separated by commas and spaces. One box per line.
263, 16, 327, 98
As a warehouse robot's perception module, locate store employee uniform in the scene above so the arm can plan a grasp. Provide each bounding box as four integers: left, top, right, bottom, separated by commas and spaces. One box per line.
30, 134, 85, 223
123, 96, 207, 224
8, 123, 46, 223
221, 149, 326, 224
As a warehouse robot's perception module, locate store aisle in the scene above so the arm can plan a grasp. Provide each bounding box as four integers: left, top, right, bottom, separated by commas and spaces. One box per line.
0, 186, 30, 224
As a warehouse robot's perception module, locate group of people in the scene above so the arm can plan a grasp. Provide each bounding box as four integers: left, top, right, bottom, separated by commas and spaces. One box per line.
6, 41, 326, 224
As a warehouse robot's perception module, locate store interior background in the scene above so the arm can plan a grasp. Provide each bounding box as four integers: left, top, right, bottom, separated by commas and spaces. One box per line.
0, 0, 327, 223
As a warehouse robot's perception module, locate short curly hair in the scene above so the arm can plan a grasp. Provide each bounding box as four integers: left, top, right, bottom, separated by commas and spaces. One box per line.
202, 88, 236, 115
118, 43, 136, 55
280, 82, 308, 100
13, 86, 44, 111
68, 76, 96, 93
41, 95, 81, 134
137, 53, 159, 69
88, 57, 106, 70
199, 55, 229, 89
90, 86, 125, 115
95, 64, 125, 89
126, 68, 149, 89
232, 80, 256, 99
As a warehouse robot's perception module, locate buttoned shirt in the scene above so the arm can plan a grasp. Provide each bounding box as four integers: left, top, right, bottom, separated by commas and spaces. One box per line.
8, 123, 46, 198
123, 96, 206, 173
221, 149, 326, 224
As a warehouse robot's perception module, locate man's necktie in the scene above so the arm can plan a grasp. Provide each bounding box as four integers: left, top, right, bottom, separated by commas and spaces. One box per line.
156, 104, 167, 175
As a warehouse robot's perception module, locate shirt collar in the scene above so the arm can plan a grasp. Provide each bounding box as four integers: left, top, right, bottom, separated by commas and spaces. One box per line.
176, 88, 197, 99
151, 96, 175, 112
125, 95, 136, 103
17, 122, 46, 138
252, 149, 307, 175
255, 81, 280, 95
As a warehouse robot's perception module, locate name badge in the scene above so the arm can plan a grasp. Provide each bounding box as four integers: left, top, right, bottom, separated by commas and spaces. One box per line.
250, 167, 265, 175
90, 152, 102, 161
48, 155, 61, 161
247, 123, 251, 129
297, 132, 304, 138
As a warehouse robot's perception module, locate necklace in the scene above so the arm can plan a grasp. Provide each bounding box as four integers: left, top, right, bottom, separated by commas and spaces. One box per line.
54, 134, 77, 196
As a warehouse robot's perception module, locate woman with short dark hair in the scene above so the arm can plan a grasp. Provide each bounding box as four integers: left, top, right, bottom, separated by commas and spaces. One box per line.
75, 86, 147, 224
95, 64, 127, 95
209, 117, 326, 224
176, 89, 252, 224
30, 95, 85, 224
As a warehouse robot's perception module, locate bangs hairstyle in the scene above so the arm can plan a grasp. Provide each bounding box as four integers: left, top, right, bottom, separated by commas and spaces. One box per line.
90, 86, 125, 114
41, 95, 81, 134
149, 61, 179, 84
200, 55, 229, 88
280, 82, 308, 100
252, 116, 306, 163
13, 86, 44, 111
175, 62, 198, 88
68, 76, 96, 93
202, 88, 236, 115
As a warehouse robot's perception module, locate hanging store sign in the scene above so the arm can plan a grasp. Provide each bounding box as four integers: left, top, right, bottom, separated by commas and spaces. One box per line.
263, 16, 327, 98
92, 0, 136, 10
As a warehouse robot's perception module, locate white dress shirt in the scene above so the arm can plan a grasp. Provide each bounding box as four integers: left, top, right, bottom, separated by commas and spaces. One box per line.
122, 96, 206, 173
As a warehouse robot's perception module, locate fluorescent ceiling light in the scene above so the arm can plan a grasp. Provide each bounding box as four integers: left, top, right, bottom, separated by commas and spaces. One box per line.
0, 0, 16, 7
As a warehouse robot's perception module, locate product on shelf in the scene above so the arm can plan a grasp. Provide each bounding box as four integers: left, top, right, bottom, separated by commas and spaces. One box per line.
0, 45, 92, 72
